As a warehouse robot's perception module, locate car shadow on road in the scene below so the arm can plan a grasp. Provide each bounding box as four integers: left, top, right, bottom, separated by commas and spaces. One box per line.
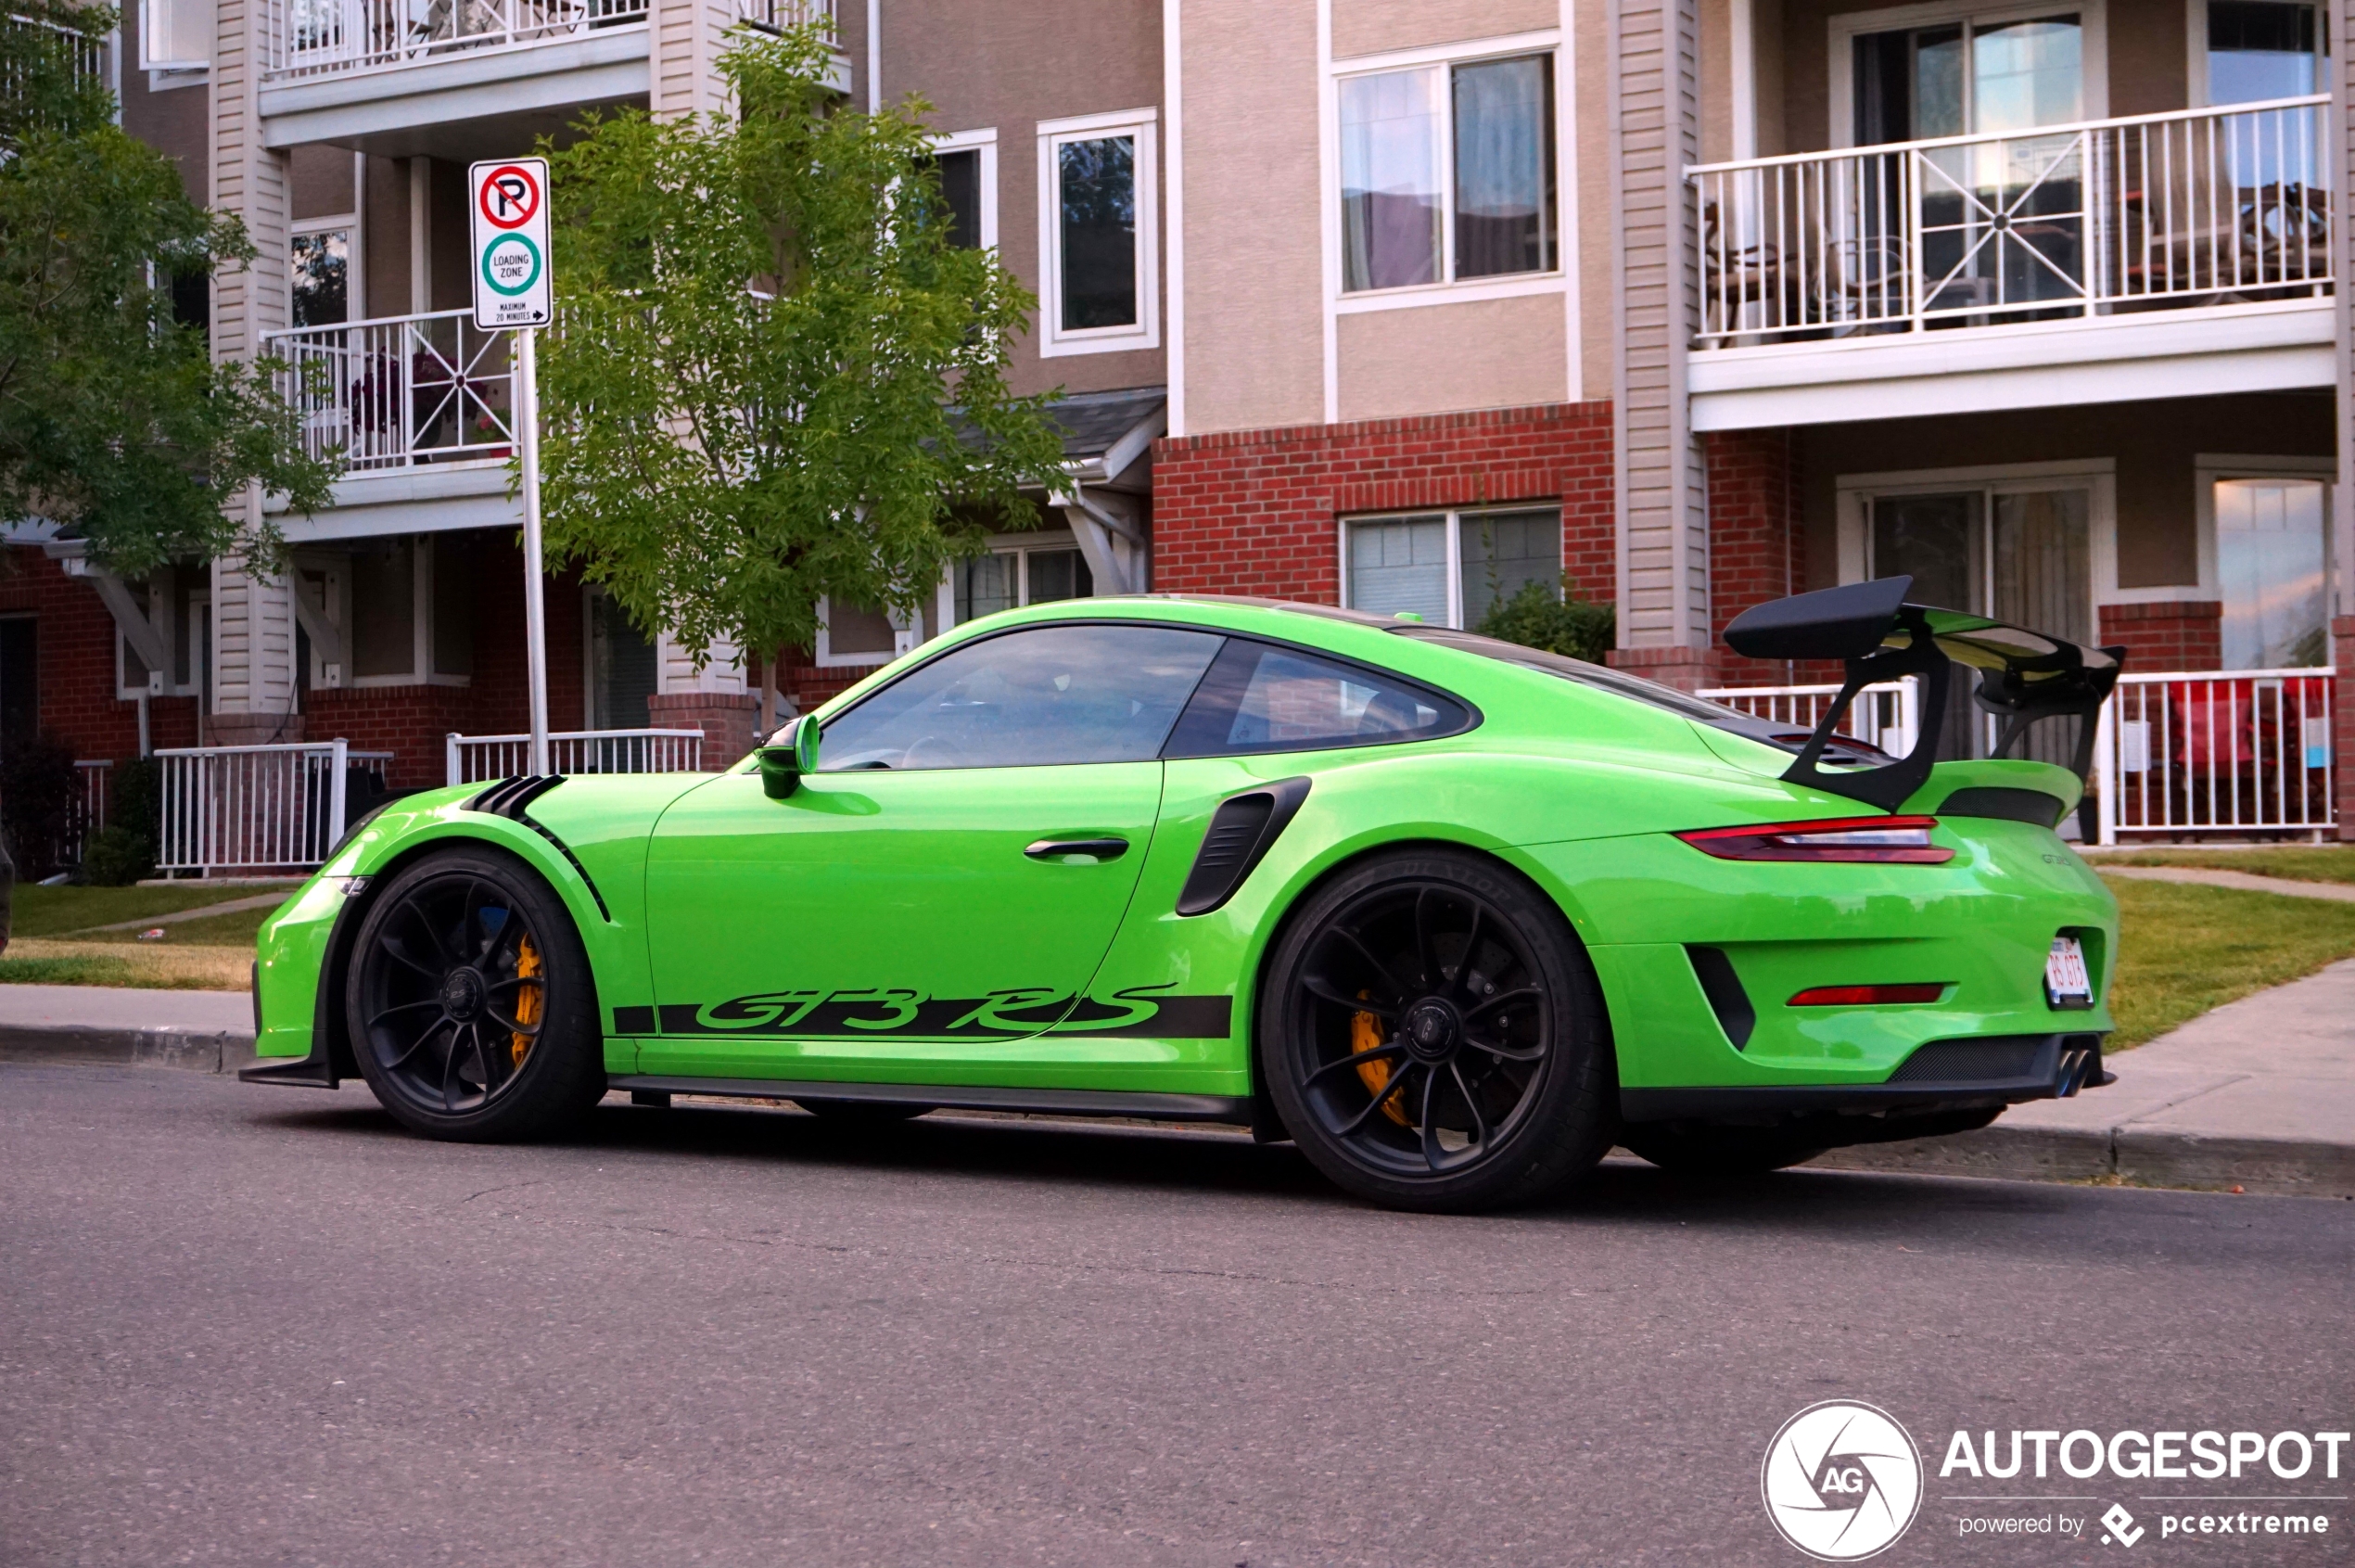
252, 1088, 2214, 1246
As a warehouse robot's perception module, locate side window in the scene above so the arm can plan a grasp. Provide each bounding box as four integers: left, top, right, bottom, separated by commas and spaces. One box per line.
818, 623, 1224, 771
1164, 639, 1471, 758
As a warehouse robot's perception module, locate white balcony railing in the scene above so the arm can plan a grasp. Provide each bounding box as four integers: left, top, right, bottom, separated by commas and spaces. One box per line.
260, 0, 646, 80
264, 309, 516, 476
1692, 96, 2331, 349
1699, 679, 1921, 759
446, 729, 706, 785
2095, 669, 2334, 841
156, 742, 395, 875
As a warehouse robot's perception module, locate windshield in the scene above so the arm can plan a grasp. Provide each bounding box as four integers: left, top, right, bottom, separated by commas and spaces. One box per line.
1394, 627, 1891, 764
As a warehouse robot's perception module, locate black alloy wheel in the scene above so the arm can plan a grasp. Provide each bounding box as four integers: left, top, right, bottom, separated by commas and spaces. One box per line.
347, 847, 605, 1141
1261, 848, 1614, 1212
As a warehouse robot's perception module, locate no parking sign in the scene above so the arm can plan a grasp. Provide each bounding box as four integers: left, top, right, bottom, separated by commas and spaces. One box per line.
469, 159, 552, 329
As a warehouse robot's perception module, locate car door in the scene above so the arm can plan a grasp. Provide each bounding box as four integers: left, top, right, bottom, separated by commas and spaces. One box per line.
638, 620, 1226, 1082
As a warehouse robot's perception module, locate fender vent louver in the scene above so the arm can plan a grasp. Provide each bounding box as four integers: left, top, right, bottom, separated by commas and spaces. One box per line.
462, 774, 611, 923
1177, 777, 1312, 917
466, 773, 564, 818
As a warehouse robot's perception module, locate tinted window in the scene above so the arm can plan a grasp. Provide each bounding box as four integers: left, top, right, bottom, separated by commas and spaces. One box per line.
820, 624, 1223, 771
1164, 639, 1470, 758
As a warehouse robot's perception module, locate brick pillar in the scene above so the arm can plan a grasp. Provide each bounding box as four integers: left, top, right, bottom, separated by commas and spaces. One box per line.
2336, 616, 2355, 843
2098, 602, 2223, 672
1608, 645, 1717, 693
648, 691, 759, 771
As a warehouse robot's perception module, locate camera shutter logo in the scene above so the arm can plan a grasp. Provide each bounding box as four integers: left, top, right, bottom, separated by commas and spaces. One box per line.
1761, 1400, 1924, 1561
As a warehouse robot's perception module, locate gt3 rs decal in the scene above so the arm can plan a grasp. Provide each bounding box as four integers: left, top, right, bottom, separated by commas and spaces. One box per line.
613, 985, 1231, 1041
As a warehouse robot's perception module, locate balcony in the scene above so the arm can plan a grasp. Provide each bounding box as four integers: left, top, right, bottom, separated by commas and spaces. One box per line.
261, 308, 526, 540
1686, 96, 2336, 428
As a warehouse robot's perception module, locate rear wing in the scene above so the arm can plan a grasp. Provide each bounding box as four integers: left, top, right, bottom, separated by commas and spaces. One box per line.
1722, 577, 2125, 812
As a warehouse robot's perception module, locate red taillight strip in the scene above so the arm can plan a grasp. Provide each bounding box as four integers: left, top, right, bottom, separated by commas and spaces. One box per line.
1674, 815, 1954, 864
1788, 983, 1949, 1006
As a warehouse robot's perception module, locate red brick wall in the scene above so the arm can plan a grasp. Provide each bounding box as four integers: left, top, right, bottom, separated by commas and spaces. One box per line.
306, 683, 478, 791
2098, 601, 2222, 673
1702, 428, 1828, 687
1153, 402, 1616, 606
0, 547, 152, 762
773, 644, 885, 718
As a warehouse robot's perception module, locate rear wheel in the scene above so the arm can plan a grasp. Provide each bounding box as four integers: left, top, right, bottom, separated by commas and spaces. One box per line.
1619, 1125, 1827, 1176
346, 847, 605, 1141
1260, 848, 1614, 1213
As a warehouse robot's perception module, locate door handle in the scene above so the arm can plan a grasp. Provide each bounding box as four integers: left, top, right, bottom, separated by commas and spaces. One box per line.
1024, 836, 1129, 862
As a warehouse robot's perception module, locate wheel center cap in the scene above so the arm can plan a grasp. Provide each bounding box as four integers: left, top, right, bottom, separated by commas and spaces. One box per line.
1403, 1000, 1459, 1061
440, 967, 486, 1021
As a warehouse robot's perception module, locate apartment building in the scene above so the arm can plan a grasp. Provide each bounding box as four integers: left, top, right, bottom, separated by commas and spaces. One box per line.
10, 0, 2351, 872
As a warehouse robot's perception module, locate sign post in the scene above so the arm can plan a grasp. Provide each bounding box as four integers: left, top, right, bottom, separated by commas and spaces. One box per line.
469, 158, 554, 777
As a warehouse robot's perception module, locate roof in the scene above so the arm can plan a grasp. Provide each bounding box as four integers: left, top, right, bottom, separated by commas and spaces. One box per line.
1043, 386, 1168, 461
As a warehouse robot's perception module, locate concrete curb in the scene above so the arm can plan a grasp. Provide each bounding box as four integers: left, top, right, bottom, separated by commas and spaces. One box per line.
0, 1026, 259, 1077
1814, 1121, 2355, 1200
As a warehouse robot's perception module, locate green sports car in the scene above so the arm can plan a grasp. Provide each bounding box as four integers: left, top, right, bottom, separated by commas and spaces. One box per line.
243, 578, 2122, 1212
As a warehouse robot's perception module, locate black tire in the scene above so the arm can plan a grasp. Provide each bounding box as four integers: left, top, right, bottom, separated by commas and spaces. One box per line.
346, 846, 605, 1141
1259, 848, 1616, 1213
1619, 1125, 1827, 1176
795, 1098, 934, 1127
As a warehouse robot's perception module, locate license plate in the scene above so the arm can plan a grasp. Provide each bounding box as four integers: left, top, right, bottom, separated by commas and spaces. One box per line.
2044, 936, 2093, 1010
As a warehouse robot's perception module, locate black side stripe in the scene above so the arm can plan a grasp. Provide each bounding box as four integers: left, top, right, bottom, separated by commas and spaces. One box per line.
463, 774, 612, 923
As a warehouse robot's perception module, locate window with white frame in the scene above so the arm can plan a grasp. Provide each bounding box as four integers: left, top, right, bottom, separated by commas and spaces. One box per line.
290, 222, 352, 327
1341, 507, 1563, 629
1338, 51, 1558, 294
287, 536, 473, 690
927, 129, 997, 251
949, 538, 1095, 627
2201, 463, 2333, 669
2199, 0, 2323, 106
1037, 109, 1157, 355
1839, 1, 2100, 147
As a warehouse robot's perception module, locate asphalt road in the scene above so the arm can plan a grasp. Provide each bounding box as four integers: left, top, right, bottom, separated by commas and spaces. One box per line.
3, 1064, 2349, 1568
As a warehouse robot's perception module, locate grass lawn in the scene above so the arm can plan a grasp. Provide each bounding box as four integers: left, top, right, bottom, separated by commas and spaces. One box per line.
2104, 873, 2355, 1048
0, 939, 252, 990
8, 883, 297, 938
76, 906, 278, 947
2097, 845, 2355, 886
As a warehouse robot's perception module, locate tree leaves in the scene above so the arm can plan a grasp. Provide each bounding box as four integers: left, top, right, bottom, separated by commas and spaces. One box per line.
537, 25, 1068, 665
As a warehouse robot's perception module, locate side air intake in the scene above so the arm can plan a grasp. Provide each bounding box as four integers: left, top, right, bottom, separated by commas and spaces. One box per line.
1176, 777, 1312, 916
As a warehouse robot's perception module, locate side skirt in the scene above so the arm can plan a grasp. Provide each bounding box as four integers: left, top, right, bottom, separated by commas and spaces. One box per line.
608, 1076, 1254, 1124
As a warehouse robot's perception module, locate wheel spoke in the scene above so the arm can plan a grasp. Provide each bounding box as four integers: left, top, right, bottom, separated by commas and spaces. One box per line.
1302, 975, 1395, 1017
383, 1015, 452, 1072
439, 1024, 464, 1110
483, 908, 528, 972
400, 896, 456, 968
1412, 888, 1442, 990
1305, 1039, 1405, 1086
1450, 905, 1485, 997
1466, 986, 1540, 1021
485, 1004, 541, 1038
1448, 1061, 1490, 1148
1463, 1032, 1547, 1063
1334, 1063, 1419, 1136
460, 880, 489, 963
1316, 924, 1410, 1005
483, 973, 541, 996
369, 997, 443, 1026
378, 935, 441, 980
1417, 1065, 1443, 1170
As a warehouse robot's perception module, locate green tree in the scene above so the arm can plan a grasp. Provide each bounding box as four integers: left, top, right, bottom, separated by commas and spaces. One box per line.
538, 26, 1067, 671
1475, 578, 1617, 664
0, 1, 332, 575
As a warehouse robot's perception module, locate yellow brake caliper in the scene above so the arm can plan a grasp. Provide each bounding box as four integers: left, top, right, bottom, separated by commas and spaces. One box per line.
1351, 993, 1413, 1128
512, 934, 543, 1067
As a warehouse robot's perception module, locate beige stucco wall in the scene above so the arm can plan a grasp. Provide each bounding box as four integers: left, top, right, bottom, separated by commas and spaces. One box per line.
1177, 0, 1326, 432
1332, 0, 1559, 59
1574, 0, 1612, 401
1337, 294, 1569, 421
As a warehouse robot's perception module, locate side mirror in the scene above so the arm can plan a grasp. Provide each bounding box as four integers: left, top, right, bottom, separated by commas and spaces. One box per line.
757, 714, 821, 799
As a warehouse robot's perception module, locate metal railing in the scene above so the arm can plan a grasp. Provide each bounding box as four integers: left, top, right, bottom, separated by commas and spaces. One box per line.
734, 0, 830, 30
1698, 679, 1920, 759
66, 759, 110, 865
4, 11, 106, 94
1692, 96, 2331, 348
260, 0, 645, 80
264, 309, 516, 475
446, 728, 705, 785
156, 742, 394, 875
2094, 669, 2334, 842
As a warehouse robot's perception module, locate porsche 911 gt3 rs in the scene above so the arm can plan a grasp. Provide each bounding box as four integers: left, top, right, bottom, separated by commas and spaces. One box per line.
245, 578, 2122, 1211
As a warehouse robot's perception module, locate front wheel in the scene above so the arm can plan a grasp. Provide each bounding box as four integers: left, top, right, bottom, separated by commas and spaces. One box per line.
346, 847, 605, 1141
1260, 849, 1615, 1213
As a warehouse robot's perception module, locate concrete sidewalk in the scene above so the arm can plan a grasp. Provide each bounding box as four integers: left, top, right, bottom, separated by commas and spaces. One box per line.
1820, 957, 2355, 1198
0, 985, 257, 1074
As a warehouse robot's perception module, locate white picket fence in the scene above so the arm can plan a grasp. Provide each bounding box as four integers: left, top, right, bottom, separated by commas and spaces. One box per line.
2095, 669, 2334, 841
155, 741, 394, 875
1702, 669, 2337, 841
445, 728, 705, 785
1698, 679, 1921, 758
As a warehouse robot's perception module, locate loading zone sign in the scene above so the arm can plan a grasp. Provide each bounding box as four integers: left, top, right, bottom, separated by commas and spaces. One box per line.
469, 159, 551, 329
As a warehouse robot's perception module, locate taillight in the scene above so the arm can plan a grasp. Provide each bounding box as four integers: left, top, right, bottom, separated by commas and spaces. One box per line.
1674, 815, 1954, 864
1788, 983, 1948, 1006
